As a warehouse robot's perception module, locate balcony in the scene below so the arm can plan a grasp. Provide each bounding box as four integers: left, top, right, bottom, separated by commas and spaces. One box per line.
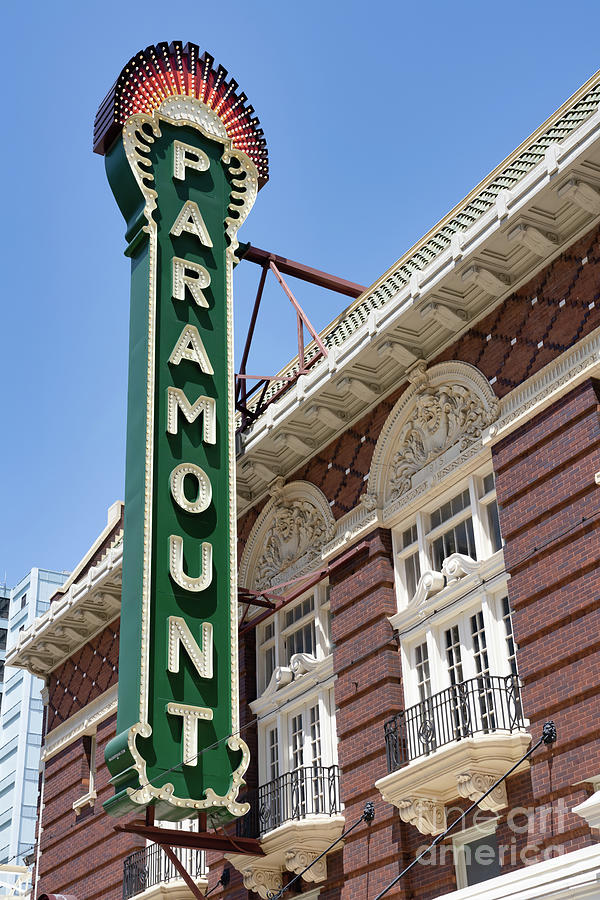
375, 675, 531, 835
226, 766, 345, 899
123, 844, 207, 899
237, 765, 341, 838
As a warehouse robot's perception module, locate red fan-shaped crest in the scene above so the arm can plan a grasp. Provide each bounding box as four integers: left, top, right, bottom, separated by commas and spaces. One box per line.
94, 41, 269, 188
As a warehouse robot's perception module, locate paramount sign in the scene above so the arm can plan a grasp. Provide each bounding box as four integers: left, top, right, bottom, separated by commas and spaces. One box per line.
94, 42, 268, 822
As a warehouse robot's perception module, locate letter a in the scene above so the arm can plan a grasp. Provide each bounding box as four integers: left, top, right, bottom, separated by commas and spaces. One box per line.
169, 324, 214, 373
170, 200, 213, 248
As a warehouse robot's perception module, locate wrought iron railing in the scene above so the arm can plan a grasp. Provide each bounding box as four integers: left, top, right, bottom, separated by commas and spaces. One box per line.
237, 764, 341, 838
384, 674, 525, 773
123, 844, 206, 899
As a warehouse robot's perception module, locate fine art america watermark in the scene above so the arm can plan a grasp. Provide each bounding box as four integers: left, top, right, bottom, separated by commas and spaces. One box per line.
416, 799, 570, 870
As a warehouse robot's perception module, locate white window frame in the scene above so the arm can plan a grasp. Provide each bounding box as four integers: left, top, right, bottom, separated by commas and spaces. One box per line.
401, 586, 517, 708
392, 466, 503, 610
253, 583, 338, 805
256, 583, 331, 695
452, 818, 500, 890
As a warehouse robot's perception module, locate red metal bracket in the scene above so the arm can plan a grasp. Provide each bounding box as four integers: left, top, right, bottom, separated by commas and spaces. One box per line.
236, 245, 365, 432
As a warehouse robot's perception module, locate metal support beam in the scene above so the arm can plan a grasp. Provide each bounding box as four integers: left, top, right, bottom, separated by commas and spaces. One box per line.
162, 845, 206, 900
241, 244, 365, 298
114, 822, 264, 856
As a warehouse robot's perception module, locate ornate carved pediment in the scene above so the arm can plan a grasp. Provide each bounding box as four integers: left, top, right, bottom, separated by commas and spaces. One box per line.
262, 654, 320, 698
367, 361, 499, 508
240, 480, 335, 591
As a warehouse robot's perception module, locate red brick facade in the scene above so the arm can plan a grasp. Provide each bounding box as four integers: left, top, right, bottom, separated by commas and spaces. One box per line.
34, 222, 600, 899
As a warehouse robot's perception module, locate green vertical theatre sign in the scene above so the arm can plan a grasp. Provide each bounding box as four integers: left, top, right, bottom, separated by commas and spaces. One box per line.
94, 42, 268, 822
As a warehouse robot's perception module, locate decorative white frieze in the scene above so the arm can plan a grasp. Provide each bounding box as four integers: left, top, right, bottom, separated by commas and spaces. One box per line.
239, 480, 335, 591
368, 361, 499, 507
456, 771, 508, 812
398, 798, 446, 835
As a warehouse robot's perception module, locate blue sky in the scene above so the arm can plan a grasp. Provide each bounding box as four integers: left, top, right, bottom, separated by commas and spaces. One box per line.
1, 0, 599, 587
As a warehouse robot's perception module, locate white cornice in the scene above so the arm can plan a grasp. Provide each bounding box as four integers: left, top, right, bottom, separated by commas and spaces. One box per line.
6, 542, 123, 678
236, 107, 600, 516
428, 843, 600, 900
42, 684, 118, 762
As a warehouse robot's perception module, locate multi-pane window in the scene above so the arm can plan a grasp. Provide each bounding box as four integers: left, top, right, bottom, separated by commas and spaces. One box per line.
283, 597, 316, 663
257, 585, 330, 694
267, 727, 279, 782
415, 642, 431, 702
430, 489, 476, 570
445, 626, 464, 686
482, 473, 502, 553
401, 525, 421, 599
254, 583, 338, 833
291, 714, 304, 772
501, 596, 518, 676
393, 469, 504, 605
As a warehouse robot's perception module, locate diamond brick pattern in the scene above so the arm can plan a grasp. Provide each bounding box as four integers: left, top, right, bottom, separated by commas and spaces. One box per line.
47, 621, 120, 732
237, 222, 600, 541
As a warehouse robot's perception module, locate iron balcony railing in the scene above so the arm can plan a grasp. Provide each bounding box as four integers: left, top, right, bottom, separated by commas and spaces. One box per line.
384, 674, 525, 773
237, 764, 341, 838
123, 843, 206, 900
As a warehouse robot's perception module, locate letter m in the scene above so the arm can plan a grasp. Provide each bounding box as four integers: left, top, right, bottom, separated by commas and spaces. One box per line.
167, 387, 216, 444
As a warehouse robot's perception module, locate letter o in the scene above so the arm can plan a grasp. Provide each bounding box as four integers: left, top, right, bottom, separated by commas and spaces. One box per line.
170, 463, 212, 513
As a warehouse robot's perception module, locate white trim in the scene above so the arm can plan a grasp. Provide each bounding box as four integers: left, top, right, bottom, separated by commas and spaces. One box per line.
236, 104, 600, 517
42, 684, 117, 761
573, 788, 600, 831
427, 842, 600, 900
452, 817, 500, 890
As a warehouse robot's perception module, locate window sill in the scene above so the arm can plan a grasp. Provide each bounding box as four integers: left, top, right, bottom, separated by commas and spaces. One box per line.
72, 790, 96, 815
391, 549, 506, 632
250, 653, 334, 717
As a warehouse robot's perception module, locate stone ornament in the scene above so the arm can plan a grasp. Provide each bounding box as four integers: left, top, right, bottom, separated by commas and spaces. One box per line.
239, 480, 335, 591
456, 772, 508, 811
242, 866, 283, 899
441, 553, 483, 582
367, 361, 500, 507
262, 653, 321, 698
398, 798, 446, 835
285, 849, 327, 882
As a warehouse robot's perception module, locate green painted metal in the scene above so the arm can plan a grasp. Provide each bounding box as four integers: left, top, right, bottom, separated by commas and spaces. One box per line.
102, 113, 254, 823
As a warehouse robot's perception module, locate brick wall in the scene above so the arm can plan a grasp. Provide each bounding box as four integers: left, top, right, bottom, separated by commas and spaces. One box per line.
34, 224, 600, 899
37, 713, 144, 900
492, 377, 600, 863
